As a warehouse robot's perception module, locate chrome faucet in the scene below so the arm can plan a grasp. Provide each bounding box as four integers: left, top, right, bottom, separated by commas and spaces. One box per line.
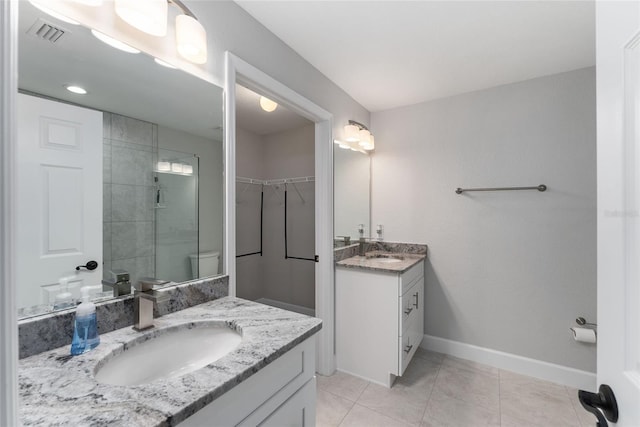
133, 278, 169, 331
101, 269, 131, 297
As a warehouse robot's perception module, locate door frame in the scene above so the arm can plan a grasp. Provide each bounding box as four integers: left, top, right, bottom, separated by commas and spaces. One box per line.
0, 1, 19, 425
224, 52, 336, 375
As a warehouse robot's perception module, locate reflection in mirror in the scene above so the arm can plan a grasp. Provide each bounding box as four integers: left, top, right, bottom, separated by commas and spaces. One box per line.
16, 2, 224, 318
334, 147, 371, 245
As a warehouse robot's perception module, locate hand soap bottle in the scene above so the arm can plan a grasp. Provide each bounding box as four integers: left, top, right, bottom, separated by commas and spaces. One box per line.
70, 286, 100, 355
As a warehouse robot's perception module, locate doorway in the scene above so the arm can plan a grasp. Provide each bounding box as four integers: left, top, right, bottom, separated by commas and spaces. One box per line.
235, 84, 316, 316
224, 53, 335, 375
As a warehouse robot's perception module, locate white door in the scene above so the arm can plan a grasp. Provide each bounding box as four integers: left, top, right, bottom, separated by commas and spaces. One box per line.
595, 2, 640, 426
16, 93, 103, 308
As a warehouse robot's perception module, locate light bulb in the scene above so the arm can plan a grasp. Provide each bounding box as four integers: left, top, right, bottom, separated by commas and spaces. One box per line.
259, 96, 278, 112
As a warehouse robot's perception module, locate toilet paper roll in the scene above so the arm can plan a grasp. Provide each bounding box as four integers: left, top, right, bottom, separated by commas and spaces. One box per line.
570, 327, 597, 344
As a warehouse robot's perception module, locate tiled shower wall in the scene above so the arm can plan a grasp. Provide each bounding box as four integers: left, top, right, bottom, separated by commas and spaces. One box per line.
103, 113, 157, 285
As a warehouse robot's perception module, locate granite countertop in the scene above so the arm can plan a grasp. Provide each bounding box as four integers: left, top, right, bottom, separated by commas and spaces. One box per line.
18, 297, 322, 426
336, 251, 426, 273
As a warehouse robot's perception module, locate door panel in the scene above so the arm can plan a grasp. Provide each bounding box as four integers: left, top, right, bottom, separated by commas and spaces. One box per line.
596, 2, 640, 425
16, 93, 103, 308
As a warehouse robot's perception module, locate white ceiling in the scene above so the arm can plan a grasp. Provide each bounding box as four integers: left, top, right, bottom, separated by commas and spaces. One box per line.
235, 1, 595, 112
236, 84, 313, 135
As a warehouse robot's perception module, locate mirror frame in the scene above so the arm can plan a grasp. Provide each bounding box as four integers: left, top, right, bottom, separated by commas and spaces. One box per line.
1, 2, 19, 424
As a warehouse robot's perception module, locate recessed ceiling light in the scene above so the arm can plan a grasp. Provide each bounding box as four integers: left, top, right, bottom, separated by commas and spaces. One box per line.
154, 58, 177, 69
259, 96, 278, 112
65, 85, 87, 95
91, 29, 141, 54
29, 1, 80, 25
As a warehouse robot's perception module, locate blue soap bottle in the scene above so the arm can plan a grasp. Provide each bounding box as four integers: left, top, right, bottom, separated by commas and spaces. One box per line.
70, 286, 100, 355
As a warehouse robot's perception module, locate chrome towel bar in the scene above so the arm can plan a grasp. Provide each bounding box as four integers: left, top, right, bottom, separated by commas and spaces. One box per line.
455, 184, 547, 194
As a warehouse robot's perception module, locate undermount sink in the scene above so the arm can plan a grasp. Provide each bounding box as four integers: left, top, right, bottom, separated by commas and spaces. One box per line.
375, 258, 403, 264
94, 323, 242, 386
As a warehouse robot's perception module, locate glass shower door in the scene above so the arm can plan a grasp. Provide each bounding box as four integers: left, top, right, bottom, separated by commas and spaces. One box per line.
154, 149, 199, 282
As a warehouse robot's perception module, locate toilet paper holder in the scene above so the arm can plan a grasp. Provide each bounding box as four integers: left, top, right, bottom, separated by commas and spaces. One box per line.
576, 317, 597, 328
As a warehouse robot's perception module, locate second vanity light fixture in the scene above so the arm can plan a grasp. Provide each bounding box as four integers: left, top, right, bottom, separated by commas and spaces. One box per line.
343, 120, 375, 151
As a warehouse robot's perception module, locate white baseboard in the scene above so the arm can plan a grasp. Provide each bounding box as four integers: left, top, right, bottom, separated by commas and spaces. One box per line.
421, 334, 596, 391
255, 298, 316, 317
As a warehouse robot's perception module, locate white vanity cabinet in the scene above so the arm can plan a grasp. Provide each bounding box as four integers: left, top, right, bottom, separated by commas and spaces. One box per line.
336, 261, 424, 387
180, 336, 317, 427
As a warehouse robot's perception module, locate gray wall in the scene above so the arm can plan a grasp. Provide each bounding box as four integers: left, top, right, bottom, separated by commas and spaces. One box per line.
370, 67, 596, 372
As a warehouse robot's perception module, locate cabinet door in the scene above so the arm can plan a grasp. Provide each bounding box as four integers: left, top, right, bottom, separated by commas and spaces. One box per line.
399, 278, 424, 375
258, 378, 316, 427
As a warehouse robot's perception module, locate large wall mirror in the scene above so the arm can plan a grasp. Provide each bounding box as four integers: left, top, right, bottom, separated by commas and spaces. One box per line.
334, 148, 371, 244
17, 2, 224, 318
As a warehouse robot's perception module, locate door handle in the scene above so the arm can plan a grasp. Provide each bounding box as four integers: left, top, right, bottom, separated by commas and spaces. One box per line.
76, 260, 98, 271
578, 384, 618, 427
413, 292, 419, 309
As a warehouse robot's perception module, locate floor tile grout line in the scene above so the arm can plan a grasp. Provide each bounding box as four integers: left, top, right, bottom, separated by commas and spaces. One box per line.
564, 385, 586, 427
419, 360, 443, 424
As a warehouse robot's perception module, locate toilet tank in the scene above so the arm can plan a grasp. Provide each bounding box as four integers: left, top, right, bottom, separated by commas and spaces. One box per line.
189, 251, 220, 279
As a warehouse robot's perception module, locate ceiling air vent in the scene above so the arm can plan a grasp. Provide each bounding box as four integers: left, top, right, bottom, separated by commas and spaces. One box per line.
26, 18, 69, 43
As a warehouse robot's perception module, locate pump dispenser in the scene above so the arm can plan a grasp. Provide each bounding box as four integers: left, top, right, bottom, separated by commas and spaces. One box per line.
70, 286, 100, 355
53, 277, 74, 310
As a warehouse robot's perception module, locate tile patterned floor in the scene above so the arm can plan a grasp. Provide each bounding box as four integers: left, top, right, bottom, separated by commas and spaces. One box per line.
316, 348, 594, 427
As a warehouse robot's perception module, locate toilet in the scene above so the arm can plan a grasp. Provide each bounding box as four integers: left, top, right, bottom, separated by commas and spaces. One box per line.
189, 251, 220, 279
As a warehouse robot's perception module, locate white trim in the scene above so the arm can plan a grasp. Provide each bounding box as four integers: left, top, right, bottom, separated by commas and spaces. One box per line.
224, 52, 336, 375
255, 298, 315, 317
421, 334, 597, 391
0, 1, 19, 425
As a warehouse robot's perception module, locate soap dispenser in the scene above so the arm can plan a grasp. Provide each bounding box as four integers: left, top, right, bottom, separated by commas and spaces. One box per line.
70, 286, 100, 355
52, 277, 74, 310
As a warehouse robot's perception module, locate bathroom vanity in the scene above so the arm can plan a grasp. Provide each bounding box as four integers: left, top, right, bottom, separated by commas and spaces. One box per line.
336, 251, 425, 387
18, 297, 321, 426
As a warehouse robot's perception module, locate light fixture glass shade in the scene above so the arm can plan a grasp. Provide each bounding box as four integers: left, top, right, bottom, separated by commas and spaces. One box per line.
259, 96, 278, 112
65, 85, 87, 95
115, 0, 168, 37
171, 163, 183, 173
358, 129, 371, 147
91, 29, 141, 54
73, 0, 103, 5
154, 58, 177, 69
344, 124, 360, 142
182, 164, 194, 175
362, 134, 375, 151
176, 15, 208, 64
157, 161, 171, 172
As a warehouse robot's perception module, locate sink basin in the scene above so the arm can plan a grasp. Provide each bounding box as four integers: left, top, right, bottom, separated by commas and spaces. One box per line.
375, 258, 403, 264
94, 324, 242, 386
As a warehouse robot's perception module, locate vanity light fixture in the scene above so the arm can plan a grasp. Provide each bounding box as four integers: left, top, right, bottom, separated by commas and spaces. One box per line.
343, 120, 375, 151
65, 85, 88, 95
91, 29, 141, 54
157, 161, 171, 172
113, 0, 208, 64
259, 96, 278, 112
73, 0, 103, 6
171, 163, 183, 173
182, 164, 194, 175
